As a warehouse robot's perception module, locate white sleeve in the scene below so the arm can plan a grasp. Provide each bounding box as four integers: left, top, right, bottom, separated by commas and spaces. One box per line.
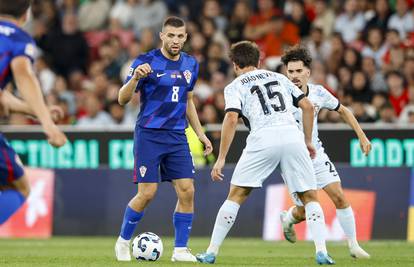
224, 84, 242, 112
281, 76, 305, 107
319, 86, 340, 111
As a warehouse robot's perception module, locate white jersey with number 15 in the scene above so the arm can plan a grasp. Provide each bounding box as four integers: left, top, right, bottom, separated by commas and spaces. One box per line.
224, 69, 305, 133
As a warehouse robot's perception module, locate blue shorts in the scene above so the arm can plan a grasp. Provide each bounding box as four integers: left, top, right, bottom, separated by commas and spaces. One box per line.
133, 127, 195, 183
0, 134, 24, 186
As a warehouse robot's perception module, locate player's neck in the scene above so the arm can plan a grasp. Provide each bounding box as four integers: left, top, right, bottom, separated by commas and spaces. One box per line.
0, 16, 23, 27
160, 47, 180, 61
237, 66, 257, 76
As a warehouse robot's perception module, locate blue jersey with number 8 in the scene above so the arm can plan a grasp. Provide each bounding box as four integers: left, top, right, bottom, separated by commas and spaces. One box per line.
125, 49, 199, 131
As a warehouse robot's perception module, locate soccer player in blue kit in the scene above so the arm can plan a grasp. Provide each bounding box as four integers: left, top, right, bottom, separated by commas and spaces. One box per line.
115, 16, 213, 262
0, 0, 67, 225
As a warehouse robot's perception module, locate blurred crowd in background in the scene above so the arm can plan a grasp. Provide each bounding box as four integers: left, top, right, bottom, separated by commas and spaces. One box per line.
6, 0, 414, 126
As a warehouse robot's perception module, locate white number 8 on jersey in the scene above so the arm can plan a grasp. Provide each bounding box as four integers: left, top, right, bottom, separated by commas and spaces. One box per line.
172, 86, 179, 102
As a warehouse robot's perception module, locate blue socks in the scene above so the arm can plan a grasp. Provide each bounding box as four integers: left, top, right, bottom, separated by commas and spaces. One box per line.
120, 206, 144, 240
173, 212, 193, 248
0, 189, 25, 225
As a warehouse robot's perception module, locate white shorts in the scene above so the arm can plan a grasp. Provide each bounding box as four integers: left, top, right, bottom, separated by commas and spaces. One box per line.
313, 150, 341, 189
231, 126, 316, 195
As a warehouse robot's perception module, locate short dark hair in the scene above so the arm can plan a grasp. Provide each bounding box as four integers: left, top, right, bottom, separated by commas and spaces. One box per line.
0, 0, 31, 18
229, 41, 260, 68
163, 16, 185, 28
281, 45, 312, 68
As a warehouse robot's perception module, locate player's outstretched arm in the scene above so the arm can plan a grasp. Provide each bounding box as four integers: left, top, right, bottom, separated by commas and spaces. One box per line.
186, 92, 213, 156
298, 97, 316, 158
118, 63, 151, 105
337, 104, 371, 156
11, 56, 67, 147
211, 111, 238, 181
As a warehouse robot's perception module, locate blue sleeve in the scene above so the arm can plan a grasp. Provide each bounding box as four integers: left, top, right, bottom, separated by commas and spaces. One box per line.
188, 61, 199, 91
124, 57, 147, 92
12, 39, 36, 63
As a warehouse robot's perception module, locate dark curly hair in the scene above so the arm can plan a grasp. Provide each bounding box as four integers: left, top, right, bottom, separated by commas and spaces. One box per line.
281, 45, 312, 69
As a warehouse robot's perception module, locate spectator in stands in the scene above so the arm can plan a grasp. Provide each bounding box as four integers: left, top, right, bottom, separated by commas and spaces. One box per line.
347, 70, 373, 103
201, 0, 227, 32
351, 101, 375, 122
43, 12, 89, 77
78, 0, 111, 31
386, 70, 410, 116
398, 87, 414, 123
361, 27, 387, 67
109, 0, 137, 29
226, 0, 251, 44
403, 57, 414, 88
326, 32, 346, 74
77, 93, 114, 126
34, 56, 56, 95
286, 0, 311, 38
334, 0, 366, 43
108, 100, 127, 125
342, 47, 362, 71
244, 0, 284, 56
387, 0, 414, 40
364, 0, 391, 33
382, 28, 407, 72
312, 0, 335, 38
370, 92, 388, 119
131, 0, 168, 38
377, 102, 397, 124
336, 65, 353, 92
306, 26, 330, 62
361, 56, 387, 92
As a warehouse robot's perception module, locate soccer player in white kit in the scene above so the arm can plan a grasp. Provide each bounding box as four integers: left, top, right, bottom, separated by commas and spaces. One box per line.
279, 45, 371, 259
196, 41, 335, 265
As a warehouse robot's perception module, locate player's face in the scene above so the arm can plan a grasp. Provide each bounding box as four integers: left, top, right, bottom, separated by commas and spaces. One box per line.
286, 61, 310, 90
160, 26, 187, 57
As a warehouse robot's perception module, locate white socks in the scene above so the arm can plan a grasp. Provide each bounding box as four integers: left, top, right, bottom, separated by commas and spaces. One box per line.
305, 201, 327, 254
207, 200, 240, 256
336, 206, 359, 248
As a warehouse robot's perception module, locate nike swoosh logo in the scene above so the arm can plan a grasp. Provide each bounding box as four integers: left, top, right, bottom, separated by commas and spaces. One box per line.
157, 73, 166, 77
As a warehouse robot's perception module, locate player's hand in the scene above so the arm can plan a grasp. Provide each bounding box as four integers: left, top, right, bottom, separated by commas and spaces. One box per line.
199, 134, 213, 156
48, 105, 64, 123
44, 124, 67, 147
133, 63, 152, 80
360, 137, 371, 156
211, 158, 225, 181
306, 142, 316, 159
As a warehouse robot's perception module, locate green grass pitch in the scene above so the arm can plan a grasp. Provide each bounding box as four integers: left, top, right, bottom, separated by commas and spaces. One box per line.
1, 237, 413, 266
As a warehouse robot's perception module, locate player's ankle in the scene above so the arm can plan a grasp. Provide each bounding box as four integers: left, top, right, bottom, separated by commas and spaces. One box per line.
348, 239, 359, 249
207, 245, 219, 256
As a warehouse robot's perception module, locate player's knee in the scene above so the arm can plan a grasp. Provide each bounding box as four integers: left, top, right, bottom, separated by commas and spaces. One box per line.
138, 190, 156, 202
177, 185, 195, 200
300, 190, 318, 204
331, 193, 348, 209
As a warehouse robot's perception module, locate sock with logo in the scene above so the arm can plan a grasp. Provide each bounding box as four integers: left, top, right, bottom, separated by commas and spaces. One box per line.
119, 205, 144, 240
173, 212, 194, 248
207, 200, 240, 256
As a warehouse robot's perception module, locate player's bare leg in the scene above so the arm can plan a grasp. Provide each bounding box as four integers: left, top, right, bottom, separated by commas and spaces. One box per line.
297, 190, 335, 265
171, 178, 197, 262
115, 183, 158, 261
197, 185, 253, 264
0, 175, 30, 225
324, 182, 370, 259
